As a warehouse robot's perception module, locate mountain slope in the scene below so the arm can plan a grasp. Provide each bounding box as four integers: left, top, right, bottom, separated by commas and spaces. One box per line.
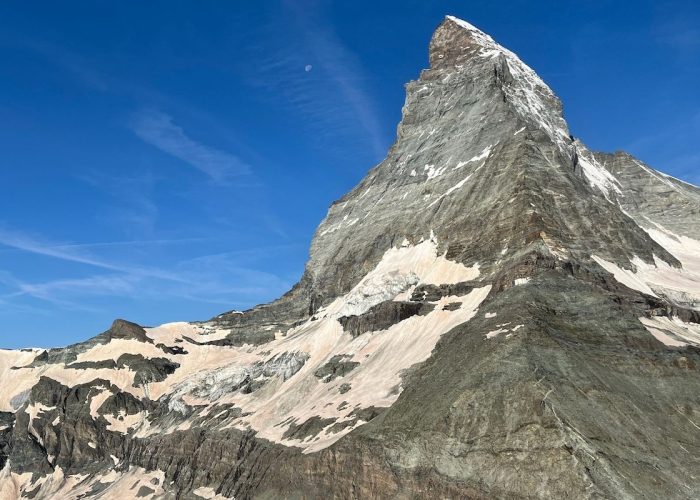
1, 15, 699, 499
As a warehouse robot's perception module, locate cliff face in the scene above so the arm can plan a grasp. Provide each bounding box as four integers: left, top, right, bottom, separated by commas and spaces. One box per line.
1, 16, 700, 500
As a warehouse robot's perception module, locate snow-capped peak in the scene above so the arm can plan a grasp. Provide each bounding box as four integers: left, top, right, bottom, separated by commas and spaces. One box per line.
443, 15, 571, 151
445, 15, 498, 46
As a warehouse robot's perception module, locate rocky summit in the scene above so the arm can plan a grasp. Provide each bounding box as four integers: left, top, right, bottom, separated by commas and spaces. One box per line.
1, 15, 700, 500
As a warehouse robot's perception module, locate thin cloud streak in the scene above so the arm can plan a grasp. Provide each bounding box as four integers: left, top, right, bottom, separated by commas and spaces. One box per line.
291, 7, 387, 159
6, 36, 110, 92
0, 227, 293, 311
15, 275, 136, 299
54, 236, 216, 250
77, 169, 161, 237
244, 2, 388, 160
131, 109, 251, 183
3, 256, 290, 310
0, 226, 188, 283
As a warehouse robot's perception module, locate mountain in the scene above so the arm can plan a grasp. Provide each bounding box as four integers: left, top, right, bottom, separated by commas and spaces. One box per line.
2, 15, 700, 499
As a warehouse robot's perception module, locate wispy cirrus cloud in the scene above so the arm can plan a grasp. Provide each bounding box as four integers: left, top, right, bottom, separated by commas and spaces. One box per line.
0, 226, 187, 283
53, 237, 214, 250
290, 5, 387, 159
11, 34, 258, 184
4, 274, 138, 313
3, 35, 110, 92
130, 109, 251, 183
243, 0, 388, 160
0, 226, 292, 311
77, 169, 161, 237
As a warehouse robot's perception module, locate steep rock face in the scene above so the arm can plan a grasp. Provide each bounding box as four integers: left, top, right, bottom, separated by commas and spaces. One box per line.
294, 16, 679, 315
1, 15, 700, 499
593, 151, 700, 239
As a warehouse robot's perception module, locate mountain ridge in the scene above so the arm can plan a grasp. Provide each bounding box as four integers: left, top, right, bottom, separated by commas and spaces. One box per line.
1, 15, 699, 499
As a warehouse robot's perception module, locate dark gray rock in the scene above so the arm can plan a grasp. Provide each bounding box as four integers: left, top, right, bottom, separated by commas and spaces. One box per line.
136, 485, 155, 497
338, 300, 434, 337
16, 319, 155, 369
282, 416, 337, 441
411, 282, 476, 302
66, 353, 179, 386
313, 355, 360, 382
0, 412, 14, 471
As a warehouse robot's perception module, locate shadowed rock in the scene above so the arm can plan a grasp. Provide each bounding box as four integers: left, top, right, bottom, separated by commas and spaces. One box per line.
313, 355, 360, 382
339, 301, 435, 338
282, 416, 337, 441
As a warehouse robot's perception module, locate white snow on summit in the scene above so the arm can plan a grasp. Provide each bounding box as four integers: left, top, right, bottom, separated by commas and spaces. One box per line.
446, 15, 571, 151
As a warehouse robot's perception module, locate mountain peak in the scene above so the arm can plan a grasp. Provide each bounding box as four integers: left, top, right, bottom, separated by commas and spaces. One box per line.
429, 15, 498, 67
444, 15, 497, 45
2, 16, 700, 500
429, 15, 570, 150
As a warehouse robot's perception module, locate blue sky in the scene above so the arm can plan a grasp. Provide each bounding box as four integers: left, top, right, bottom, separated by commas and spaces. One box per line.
1, 1, 698, 348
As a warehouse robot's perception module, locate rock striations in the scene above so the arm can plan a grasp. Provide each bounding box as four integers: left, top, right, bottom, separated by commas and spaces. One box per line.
1, 15, 700, 499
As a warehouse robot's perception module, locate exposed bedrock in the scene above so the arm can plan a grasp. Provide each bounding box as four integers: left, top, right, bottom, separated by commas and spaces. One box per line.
313, 355, 360, 382
338, 300, 435, 338
36, 270, 681, 499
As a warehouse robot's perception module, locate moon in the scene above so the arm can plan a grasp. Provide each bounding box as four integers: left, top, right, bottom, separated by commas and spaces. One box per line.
304, 64, 313, 72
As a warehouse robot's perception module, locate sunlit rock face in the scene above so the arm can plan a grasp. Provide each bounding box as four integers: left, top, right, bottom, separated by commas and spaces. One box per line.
1, 15, 700, 500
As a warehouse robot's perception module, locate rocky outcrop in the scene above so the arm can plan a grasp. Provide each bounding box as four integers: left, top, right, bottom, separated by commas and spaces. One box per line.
67, 354, 179, 386
16, 319, 155, 369
338, 300, 434, 337
313, 355, 360, 382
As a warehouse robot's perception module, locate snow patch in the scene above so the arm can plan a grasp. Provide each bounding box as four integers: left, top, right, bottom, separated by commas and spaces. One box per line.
486, 328, 507, 339
642, 223, 700, 307
45, 467, 168, 499
454, 145, 493, 170
0, 349, 45, 412
193, 486, 231, 499
424, 164, 447, 179
26, 403, 56, 445
486, 323, 524, 339
319, 217, 360, 237
324, 237, 480, 318
89, 388, 112, 419
428, 175, 472, 208
592, 255, 658, 297
74, 338, 166, 364
446, 16, 570, 150
640, 316, 700, 348
593, 244, 700, 309
158, 236, 488, 453
576, 146, 623, 200
104, 410, 148, 434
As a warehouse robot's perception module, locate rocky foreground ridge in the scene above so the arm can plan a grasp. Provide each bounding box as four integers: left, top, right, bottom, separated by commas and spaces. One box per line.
1, 15, 700, 500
